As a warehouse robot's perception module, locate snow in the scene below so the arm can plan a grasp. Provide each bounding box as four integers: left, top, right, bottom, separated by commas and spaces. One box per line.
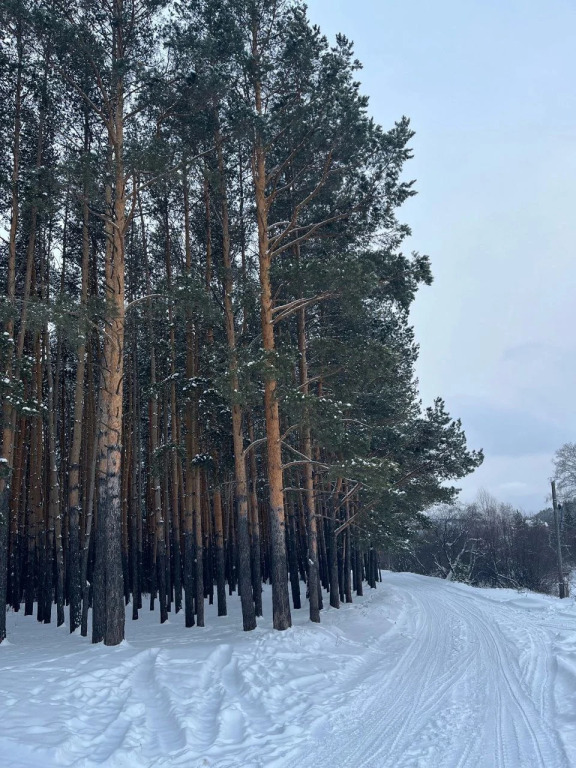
2, 573, 576, 768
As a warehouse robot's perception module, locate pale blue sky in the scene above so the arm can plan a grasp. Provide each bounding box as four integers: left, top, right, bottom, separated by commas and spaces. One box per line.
306, 0, 576, 511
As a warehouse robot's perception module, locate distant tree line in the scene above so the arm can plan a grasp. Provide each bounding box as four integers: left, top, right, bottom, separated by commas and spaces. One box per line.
0, 0, 482, 645
393, 491, 576, 594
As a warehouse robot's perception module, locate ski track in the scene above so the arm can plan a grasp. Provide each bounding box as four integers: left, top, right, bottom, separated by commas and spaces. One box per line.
1, 574, 575, 768
305, 574, 574, 768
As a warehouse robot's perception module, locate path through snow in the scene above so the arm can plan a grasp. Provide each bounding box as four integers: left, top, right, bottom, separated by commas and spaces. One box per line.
1, 573, 576, 767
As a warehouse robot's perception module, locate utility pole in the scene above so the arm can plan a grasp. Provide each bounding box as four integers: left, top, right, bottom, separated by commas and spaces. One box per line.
551, 480, 567, 598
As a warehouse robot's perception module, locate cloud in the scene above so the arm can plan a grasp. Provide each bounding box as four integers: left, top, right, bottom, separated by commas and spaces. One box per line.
448, 395, 569, 458
455, 453, 554, 513
498, 481, 530, 493
501, 342, 562, 363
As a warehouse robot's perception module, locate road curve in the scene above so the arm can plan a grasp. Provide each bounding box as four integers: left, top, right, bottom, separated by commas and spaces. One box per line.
310, 572, 571, 768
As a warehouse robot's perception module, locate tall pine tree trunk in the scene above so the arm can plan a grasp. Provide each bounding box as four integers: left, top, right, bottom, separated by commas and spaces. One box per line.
251, 30, 291, 629
94, 139, 126, 645
217, 125, 256, 631
149, 345, 167, 624
0, 22, 24, 642
45, 327, 64, 626
68, 179, 90, 631
182, 170, 196, 628
163, 199, 182, 615
297, 307, 320, 622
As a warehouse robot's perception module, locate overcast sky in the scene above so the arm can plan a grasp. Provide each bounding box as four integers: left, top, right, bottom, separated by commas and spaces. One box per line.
306, 0, 576, 512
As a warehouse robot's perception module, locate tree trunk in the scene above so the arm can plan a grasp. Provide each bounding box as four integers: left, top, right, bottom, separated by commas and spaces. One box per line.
213, 485, 227, 616
182, 170, 197, 628
85, 401, 100, 639
93, 138, 125, 645
251, 64, 291, 629
247, 414, 263, 617
287, 495, 301, 609
68, 185, 90, 632
45, 327, 65, 626
1, 36, 36, 638
216, 125, 256, 630
328, 516, 340, 609
130, 334, 141, 620
297, 307, 320, 622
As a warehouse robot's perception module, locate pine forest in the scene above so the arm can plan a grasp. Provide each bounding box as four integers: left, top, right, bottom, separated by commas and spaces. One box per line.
0, 0, 483, 646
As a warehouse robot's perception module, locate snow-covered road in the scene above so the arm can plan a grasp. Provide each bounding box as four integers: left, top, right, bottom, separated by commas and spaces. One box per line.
316, 573, 575, 768
2, 573, 576, 768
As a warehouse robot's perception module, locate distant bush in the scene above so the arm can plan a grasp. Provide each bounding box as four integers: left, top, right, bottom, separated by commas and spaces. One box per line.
392, 491, 575, 594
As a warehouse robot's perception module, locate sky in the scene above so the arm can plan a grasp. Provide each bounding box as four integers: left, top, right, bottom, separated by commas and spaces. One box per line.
305, 0, 576, 512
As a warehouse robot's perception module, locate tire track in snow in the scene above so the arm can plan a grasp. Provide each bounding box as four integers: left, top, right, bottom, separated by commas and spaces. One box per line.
438, 586, 567, 768
302, 573, 571, 768
358, 578, 482, 768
